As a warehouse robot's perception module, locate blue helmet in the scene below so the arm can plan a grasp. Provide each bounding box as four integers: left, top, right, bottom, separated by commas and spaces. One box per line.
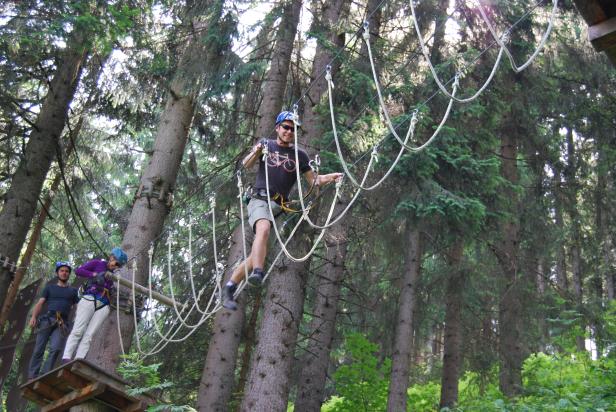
275, 111, 301, 126
55, 261, 72, 273
111, 247, 128, 267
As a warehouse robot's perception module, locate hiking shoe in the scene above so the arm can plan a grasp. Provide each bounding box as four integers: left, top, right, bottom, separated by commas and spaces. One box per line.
247, 270, 264, 287
222, 284, 237, 311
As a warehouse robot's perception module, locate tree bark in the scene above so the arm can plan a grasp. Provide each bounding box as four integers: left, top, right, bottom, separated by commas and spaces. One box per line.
87, 0, 234, 370
197, 228, 249, 412
563, 128, 586, 352
552, 167, 569, 294
595, 131, 613, 300
294, 200, 349, 412
196, 2, 303, 409
0, 30, 90, 305
386, 226, 422, 412
439, 239, 465, 409
496, 106, 523, 397
294, 1, 381, 407
254, 0, 303, 140
240, 0, 348, 409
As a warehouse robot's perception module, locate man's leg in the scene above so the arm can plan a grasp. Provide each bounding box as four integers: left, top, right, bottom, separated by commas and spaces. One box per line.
223, 212, 273, 311
28, 318, 52, 379
246, 219, 270, 286
40, 324, 66, 374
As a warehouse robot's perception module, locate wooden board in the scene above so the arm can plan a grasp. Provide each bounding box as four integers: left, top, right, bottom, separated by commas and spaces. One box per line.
573, 0, 616, 66
19, 359, 153, 411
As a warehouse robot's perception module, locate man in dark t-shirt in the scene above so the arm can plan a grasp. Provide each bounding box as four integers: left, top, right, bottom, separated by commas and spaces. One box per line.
222, 111, 343, 310
27, 261, 79, 379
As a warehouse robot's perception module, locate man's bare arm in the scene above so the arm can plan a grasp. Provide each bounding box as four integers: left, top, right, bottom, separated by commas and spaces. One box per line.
242, 142, 265, 169
29, 297, 46, 328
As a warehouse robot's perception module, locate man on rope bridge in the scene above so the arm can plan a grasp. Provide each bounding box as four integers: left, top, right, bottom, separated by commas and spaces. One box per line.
62, 247, 128, 361
27, 261, 79, 379
222, 111, 343, 310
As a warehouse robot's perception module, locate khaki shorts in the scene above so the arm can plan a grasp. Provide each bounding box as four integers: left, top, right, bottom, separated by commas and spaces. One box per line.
247, 198, 282, 233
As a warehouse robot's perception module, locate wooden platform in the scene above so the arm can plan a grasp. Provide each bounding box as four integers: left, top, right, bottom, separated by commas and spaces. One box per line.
20, 359, 153, 412
574, 0, 616, 66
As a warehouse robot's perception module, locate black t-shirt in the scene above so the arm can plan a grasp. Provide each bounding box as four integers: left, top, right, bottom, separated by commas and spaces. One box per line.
41, 283, 79, 319
253, 139, 312, 200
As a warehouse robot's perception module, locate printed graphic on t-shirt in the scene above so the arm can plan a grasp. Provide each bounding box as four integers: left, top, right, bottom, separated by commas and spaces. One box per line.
266, 151, 298, 173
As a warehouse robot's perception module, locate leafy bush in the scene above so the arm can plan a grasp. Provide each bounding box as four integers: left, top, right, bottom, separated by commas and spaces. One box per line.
322, 333, 391, 411
322, 333, 616, 412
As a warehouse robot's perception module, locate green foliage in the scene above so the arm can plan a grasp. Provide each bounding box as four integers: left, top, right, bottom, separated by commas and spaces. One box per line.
324, 331, 616, 411
322, 333, 391, 412
404, 355, 616, 412
117, 353, 196, 411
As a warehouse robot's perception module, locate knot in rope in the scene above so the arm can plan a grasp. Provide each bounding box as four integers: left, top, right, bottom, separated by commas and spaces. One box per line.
371, 146, 379, 163
325, 65, 334, 87
335, 176, 344, 190
209, 196, 216, 209
410, 110, 420, 128
362, 21, 370, 41
236, 170, 243, 189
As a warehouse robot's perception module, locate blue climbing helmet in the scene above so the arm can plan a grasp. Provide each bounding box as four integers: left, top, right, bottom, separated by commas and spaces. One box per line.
275, 111, 301, 126
55, 261, 72, 273
111, 247, 128, 267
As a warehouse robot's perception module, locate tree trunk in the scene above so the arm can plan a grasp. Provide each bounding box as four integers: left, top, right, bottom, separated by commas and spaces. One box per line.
294, 0, 381, 407
294, 200, 349, 412
439, 239, 465, 409
87, 0, 234, 370
0, 52, 107, 332
0, 30, 90, 304
496, 107, 523, 397
197, 228, 249, 412
552, 168, 569, 293
240, 0, 348, 409
386, 226, 422, 412
595, 131, 613, 300
563, 128, 586, 352
254, 0, 302, 139
196, 2, 303, 409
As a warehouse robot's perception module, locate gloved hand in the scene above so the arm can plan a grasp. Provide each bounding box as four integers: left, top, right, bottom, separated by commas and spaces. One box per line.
95, 272, 107, 286
104, 270, 114, 281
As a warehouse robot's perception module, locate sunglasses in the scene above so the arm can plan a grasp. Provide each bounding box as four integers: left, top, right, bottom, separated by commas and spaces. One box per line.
279, 124, 294, 132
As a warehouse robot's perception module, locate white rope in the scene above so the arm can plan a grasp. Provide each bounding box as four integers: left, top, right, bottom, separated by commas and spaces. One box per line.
326, 77, 418, 190
236, 172, 251, 290
409, 0, 505, 104
116, 269, 126, 356
130, 260, 142, 353
362, 25, 459, 152
186, 216, 206, 314
476, 0, 558, 73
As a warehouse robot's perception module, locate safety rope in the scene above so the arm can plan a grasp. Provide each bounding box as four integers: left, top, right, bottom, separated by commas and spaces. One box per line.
362, 24, 459, 151
477, 0, 558, 73
409, 0, 505, 104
